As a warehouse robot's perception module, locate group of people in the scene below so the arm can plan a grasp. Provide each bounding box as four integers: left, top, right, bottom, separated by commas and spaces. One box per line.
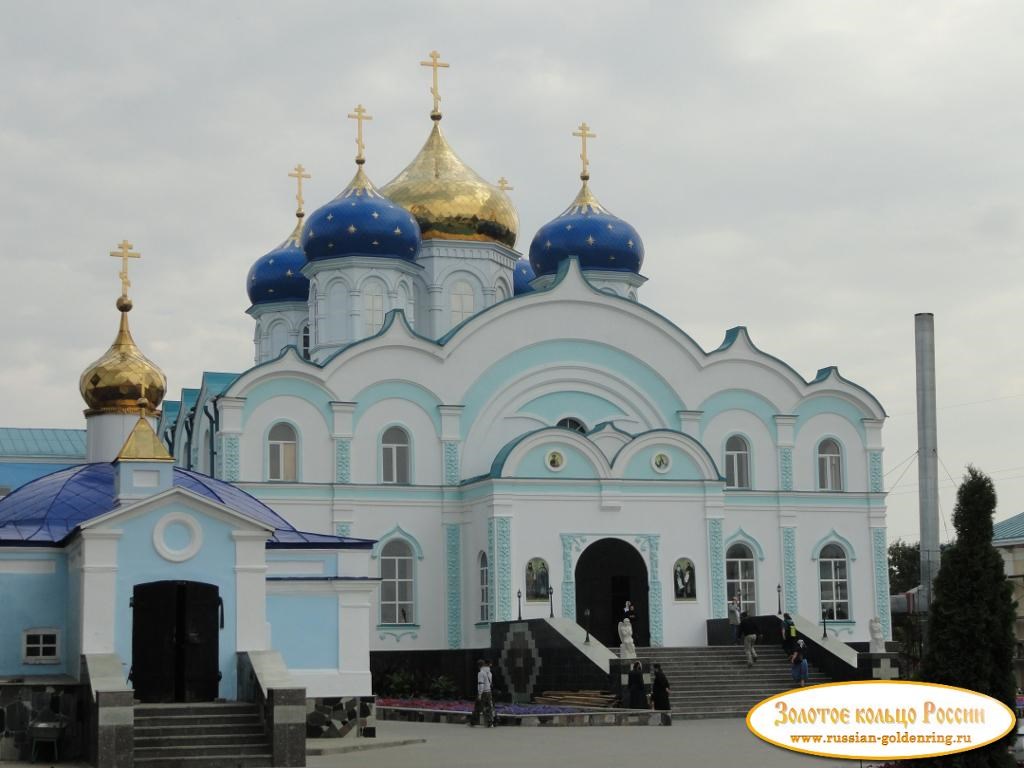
728, 596, 809, 687
627, 660, 672, 725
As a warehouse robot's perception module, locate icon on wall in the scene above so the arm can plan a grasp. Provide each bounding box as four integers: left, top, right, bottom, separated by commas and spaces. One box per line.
525, 557, 550, 601
673, 557, 696, 600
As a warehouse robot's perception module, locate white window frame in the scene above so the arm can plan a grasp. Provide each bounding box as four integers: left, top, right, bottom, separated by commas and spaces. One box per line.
479, 551, 490, 623
451, 280, 475, 325
301, 324, 310, 359
268, 422, 297, 482
381, 426, 410, 485
817, 438, 843, 491
725, 543, 756, 616
725, 435, 751, 489
23, 628, 60, 664
364, 283, 385, 336
557, 417, 587, 434
818, 543, 850, 621
380, 540, 415, 625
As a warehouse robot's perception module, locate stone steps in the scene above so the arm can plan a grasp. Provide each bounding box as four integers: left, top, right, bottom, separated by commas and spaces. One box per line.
133, 702, 272, 768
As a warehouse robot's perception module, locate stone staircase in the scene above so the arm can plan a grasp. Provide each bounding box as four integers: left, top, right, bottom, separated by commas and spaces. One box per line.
134, 702, 273, 768
634, 645, 831, 719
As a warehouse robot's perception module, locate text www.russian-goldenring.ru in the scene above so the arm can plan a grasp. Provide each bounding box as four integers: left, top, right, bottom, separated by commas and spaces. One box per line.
789, 732, 973, 747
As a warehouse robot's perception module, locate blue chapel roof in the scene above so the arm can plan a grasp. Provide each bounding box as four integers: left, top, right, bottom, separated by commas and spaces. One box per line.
994, 511, 1024, 543
0, 428, 87, 458
0, 463, 371, 549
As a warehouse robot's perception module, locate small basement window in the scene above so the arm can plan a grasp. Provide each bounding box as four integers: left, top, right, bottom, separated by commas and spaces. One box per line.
23, 629, 60, 664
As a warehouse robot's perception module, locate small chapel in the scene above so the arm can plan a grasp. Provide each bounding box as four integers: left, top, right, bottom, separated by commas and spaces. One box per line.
0, 51, 892, 742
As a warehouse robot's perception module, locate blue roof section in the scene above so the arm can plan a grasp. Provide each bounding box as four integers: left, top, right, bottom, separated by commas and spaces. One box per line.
0, 462, 83, 495
162, 401, 181, 422
0, 462, 371, 549
201, 372, 240, 396
180, 388, 200, 412
0, 428, 86, 458
993, 511, 1024, 543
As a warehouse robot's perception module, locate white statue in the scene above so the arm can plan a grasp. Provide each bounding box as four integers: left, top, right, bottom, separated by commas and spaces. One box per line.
868, 617, 885, 653
618, 618, 637, 659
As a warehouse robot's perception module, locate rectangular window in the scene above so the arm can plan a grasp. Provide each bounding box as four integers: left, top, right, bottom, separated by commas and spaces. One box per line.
23, 629, 59, 664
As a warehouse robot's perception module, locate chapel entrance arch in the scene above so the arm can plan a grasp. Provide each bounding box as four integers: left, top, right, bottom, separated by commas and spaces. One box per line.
131, 580, 221, 703
574, 538, 649, 648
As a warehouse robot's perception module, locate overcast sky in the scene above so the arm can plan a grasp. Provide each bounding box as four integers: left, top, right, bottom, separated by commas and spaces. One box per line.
1, 1, 1021, 543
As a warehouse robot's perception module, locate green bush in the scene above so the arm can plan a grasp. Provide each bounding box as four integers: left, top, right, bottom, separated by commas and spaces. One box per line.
427, 674, 457, 700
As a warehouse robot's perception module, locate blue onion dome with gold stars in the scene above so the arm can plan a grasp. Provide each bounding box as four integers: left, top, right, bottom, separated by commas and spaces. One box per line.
246, 219, 310, 305
513, 256, 536, 295
529, 180, 644, 277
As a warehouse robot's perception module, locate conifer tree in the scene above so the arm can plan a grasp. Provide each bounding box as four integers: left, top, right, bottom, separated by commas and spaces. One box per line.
919, 466, 1016, 768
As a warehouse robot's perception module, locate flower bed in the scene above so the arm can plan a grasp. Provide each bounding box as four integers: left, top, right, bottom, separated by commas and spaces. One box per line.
376, 697, 582, 715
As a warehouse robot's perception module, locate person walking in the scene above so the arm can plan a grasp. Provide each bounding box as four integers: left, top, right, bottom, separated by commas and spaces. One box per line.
781, 612, 797, 653
470, 659, 495, 726
651, 663, 672, 726
790, 640, 809, 687
728, 595, 742, 644
739, 611, 758, 667
627, 661, 647, 709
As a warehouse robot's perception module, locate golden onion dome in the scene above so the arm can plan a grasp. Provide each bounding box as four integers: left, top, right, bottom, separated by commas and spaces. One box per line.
80, 294, 167, 416
380, 121, 519, 248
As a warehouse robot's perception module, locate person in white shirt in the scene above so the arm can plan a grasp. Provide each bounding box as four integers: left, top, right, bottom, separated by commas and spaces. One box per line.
470, 659, 495, 727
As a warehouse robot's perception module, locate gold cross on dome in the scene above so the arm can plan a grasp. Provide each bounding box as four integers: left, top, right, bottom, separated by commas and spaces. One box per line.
573, 121, 597, 180
288, 163, 311, 214
109, 239, 140, 298
347, 104, 373, 163
497, 177, 513, 192
420, 50, 450, 117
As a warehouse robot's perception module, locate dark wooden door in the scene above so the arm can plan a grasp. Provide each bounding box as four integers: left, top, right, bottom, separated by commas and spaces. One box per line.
132, 581, 219, 703
132, 582, 178, 702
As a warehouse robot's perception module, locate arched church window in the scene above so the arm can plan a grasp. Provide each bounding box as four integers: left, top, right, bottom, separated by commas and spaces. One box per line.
725, 435, 750, 489
364, 283, 385, 336
818, 543, 849, 621
817, 438, 843, 491
479, 551, 490, 622
557, 417, 587, 434
381, 426, 410, 485
451, 281, 474, 325
380, 539, 414, 624
495, 282, 509, 302
268, 422, 297, 481
726, 543, 756, 615
301, 324, 310, 360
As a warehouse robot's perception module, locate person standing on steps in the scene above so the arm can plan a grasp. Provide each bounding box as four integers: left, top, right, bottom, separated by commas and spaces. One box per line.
739, 611, 759, 667
781, 612, 797, 653
728, 594, 742, 644
627, 661, 647, 709
790, 639, 809, 687
651, 663, 672, 725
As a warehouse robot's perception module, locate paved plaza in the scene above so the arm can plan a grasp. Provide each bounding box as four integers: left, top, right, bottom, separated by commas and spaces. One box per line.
307, 720, 853, 768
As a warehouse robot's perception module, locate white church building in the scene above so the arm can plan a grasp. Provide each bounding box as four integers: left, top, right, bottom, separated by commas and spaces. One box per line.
0, 53, 891, 707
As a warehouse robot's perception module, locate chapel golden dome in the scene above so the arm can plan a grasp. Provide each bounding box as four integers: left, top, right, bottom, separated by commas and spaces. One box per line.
378, 50, 519, 248
79, 241, 167, 416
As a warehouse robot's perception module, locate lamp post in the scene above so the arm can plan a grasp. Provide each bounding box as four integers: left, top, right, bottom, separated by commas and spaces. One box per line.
548, 586, 554, 618
822, 607, 828, 640
584, 608, 591, 643
776, 584, 782, 615
517, 589, 522, 621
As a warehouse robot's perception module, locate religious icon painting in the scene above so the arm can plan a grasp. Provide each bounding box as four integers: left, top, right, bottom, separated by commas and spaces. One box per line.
525, 557, 550, 601
545, 450, 564, 471
652, 451, 671, 473
673, 557, 696, 600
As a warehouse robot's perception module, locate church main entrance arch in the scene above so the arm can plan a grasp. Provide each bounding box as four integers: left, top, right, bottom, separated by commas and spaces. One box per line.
131, 580, 221, 703
574, 538, 649, 648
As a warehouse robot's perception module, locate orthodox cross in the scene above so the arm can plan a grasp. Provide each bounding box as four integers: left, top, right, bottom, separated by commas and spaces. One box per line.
110, 239, 140, 298
288, 163, 311, 214
347, 104, 373, 164
420, 50, 449, 117
497, 177, 513, 191
572, 122, 597, 180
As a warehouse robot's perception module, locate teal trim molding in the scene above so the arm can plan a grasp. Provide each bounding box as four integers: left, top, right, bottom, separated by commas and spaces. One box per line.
335, 439, 351, 483
871, 527, 892, 639
708, 519, 726, 619
782, 527, 798, 614
222, 435, 240, 481
443, 441, 460, 485
496, 517, 512, 621
560, 534, 587, 619
377, 627, 419, 642
335, 522, 352, 537
811, 529, 857, 561
444, 524, 461, 649
488, 519, 497, 622
698, 390, 779, 442
869, 451, 883, 493
724, 528, 765, 561
353, 380, 443, 436
779, 448, 793, 491
634, 534, 663, 647
371, 526, 424, 560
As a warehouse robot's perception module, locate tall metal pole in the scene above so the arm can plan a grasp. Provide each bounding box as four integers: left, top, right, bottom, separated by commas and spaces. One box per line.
915, 313, 940, 615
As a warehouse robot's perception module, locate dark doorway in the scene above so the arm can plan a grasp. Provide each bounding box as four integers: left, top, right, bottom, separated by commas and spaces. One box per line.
131, 581, 221, 703
574, 538, 649, 648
